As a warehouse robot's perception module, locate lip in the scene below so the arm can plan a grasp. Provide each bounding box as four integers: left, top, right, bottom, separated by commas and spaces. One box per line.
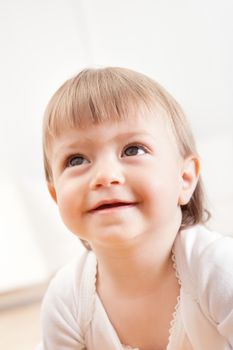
88, 199, 138, 213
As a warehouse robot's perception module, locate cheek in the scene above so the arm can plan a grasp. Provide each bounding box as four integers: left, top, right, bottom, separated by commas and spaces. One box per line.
136, 168, 182, 214
56, 182, 82, 225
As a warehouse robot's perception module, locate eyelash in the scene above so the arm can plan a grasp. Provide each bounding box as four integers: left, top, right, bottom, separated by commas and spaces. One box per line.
65, 143, 149, 168
66, 154, 89, 168
121, 143, 149, 157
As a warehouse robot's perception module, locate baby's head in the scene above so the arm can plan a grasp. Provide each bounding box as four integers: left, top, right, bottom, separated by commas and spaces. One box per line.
43, 67, 209, 241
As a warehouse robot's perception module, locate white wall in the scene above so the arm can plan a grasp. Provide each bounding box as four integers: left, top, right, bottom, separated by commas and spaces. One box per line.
0, 0, 232, 291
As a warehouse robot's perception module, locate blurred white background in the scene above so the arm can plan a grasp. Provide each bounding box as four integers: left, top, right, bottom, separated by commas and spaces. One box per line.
0, 0, 232, 293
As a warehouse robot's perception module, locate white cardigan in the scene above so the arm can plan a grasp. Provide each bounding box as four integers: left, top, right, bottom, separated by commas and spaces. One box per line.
37, 225, 233, 349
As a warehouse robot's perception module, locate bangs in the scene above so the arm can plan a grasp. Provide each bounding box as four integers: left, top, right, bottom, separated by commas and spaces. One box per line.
43, 68, 160, 142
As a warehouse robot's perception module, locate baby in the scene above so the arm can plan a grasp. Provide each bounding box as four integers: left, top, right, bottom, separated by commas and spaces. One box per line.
38, 67, 233, 349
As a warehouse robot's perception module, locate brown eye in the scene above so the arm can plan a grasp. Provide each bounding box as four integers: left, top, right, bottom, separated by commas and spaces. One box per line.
122, 145, 147, 157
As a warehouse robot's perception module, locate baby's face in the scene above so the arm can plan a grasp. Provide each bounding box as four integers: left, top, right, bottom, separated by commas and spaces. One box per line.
48, 113, 190, 249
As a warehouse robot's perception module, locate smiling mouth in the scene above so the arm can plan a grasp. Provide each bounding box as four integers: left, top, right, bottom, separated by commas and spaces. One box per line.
96, 202, 130, 210
90, 202, 136, 213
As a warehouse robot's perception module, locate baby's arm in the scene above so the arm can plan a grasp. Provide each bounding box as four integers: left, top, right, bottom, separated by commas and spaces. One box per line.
197, 235, 233, 347
37, 259, 86, 350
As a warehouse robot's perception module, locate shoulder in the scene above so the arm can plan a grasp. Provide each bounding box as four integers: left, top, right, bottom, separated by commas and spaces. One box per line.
174, 225, 233, 323
174, 225, 233, 290
43, 249, 96, 308
174, 225, 233, 281
174, 224, 227, 261
41, 250, 97, 329
45, 250, 88, 298
39, 250, 97, 348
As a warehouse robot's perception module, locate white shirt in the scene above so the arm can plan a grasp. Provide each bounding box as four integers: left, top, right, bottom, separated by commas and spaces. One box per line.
37, 225, 233, 349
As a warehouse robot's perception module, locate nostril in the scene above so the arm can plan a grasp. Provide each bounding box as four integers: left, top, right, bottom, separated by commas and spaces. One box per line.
110, 180, 121, 185
90, 169, 125, 190
91, 177, 123, 189
94, 180, 120, 188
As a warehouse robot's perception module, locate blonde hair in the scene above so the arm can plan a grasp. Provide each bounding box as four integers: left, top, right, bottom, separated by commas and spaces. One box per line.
43, 67, 210, 243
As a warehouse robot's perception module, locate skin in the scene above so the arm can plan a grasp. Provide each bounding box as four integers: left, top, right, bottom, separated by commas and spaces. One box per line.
47, 112, 200, 350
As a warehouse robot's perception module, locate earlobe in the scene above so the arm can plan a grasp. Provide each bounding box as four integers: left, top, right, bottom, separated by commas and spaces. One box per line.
178, 156, 200, 206
47, 182, 57, 203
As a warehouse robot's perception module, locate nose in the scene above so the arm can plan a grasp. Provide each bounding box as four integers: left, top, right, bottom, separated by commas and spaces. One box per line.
89, 160, 125, 190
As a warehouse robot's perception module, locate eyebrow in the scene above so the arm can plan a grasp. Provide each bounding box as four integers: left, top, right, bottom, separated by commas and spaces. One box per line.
53, 131, 155, 160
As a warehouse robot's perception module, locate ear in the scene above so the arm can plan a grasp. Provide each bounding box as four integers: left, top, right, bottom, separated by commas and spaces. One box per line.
47, 182, 57, 203
178, 156, 200, 206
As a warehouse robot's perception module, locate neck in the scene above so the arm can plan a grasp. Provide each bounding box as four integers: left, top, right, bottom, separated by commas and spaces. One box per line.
93, 227, 178, 298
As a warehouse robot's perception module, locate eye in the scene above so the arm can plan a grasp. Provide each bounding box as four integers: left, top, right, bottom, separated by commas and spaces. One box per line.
122, 144, 148, 157
66, 155, 89, 167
